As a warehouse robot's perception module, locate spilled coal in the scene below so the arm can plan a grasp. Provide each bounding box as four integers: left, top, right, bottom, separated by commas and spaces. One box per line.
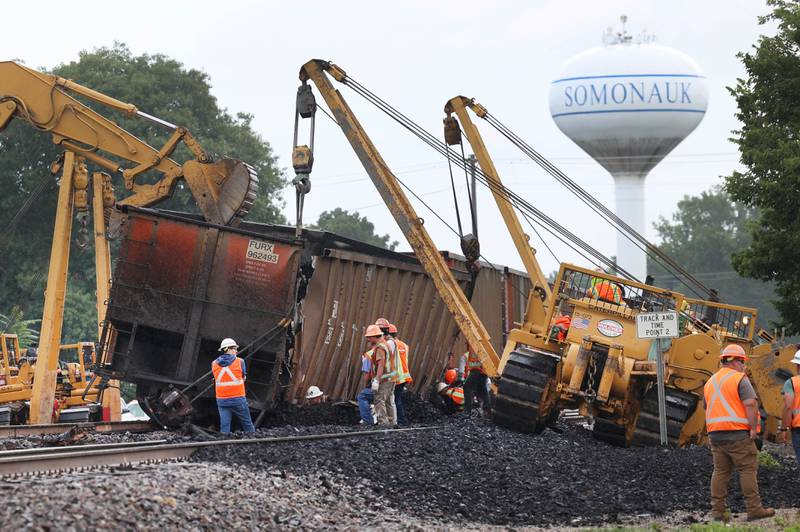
195, 403, 800, 528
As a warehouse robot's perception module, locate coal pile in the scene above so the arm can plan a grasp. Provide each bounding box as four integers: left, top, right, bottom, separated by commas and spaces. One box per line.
259, 391, 445, 428
196, 416, 800, 528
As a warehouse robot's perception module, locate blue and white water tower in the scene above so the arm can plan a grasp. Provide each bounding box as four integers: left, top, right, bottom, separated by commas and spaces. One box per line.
549, 17, 708, 280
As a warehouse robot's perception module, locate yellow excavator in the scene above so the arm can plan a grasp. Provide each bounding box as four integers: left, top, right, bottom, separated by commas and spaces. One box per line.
294, 60, 782, 447
0, 61, 259, 423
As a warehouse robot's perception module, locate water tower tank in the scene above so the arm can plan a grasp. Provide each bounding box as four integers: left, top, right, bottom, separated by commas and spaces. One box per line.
548, 19, 708, 280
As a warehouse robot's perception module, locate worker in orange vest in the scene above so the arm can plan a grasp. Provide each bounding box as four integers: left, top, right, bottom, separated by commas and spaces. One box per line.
462, 345, 491, 415
779, 349, 800, 463
388, 323, 412, 425
703, 344, 773, 521
212, 338, 255, 434
436, 381, 464, 414
365, 323, 398, 426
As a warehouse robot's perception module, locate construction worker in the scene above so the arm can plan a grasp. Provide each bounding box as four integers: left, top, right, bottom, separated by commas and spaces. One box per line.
212, 338, 255, 434
589, 279, 623, 304
388, 323, 412, 425
435, 382, 465, 414
365, 324, 398, 425
779, 349, 800, 463
550, 314, 572, 342
357, 346, 376, 425
462, 345, 491, 415
306, 386, 325, 405
704, 344, 773, 521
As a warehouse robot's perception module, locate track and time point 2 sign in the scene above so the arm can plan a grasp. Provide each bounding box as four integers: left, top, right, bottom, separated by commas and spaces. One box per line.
636, 311, 679, 339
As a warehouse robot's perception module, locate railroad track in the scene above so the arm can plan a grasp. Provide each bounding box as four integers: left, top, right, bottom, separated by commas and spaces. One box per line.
0, 426, 440, 476
0, 420, 155, 438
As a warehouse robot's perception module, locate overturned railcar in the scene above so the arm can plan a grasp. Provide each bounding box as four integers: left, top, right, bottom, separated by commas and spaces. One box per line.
100, 207, 530, 424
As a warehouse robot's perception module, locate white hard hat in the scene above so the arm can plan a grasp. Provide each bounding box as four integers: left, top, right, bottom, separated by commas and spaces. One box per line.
791, 350, 800, 365
436, 382, 448, 393
219, 338, 239, 351
306, 386, 324, 399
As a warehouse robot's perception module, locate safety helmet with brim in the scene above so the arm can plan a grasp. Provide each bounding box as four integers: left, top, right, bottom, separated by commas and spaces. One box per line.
790, 350, 800, 365
219, 338, 239, 351
306, 386, 324, 399
364, 324, 383, 337
719, 344, 748, 361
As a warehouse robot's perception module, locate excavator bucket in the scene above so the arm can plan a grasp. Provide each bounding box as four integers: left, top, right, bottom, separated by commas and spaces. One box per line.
182, 158, 259, 226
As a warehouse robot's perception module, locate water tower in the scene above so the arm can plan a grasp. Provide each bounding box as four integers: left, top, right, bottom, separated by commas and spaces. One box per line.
548, 16, 708, 280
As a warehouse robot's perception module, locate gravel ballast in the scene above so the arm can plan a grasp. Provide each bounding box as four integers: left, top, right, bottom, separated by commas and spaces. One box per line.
195, 414, 800, 528
0, 399, 798, 529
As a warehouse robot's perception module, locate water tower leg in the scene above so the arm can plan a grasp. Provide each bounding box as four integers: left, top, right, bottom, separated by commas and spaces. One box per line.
613, 173, 647, 281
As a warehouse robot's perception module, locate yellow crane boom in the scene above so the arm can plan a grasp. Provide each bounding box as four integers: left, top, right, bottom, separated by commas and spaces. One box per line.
297, 59, 499, 374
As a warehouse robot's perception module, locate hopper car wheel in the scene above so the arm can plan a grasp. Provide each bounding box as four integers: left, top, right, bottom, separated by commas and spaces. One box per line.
631, 387, 697, 447
492, 350, 559, 434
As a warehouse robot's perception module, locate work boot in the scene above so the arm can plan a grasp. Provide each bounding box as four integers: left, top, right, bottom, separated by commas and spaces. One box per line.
746, 507, 775, 521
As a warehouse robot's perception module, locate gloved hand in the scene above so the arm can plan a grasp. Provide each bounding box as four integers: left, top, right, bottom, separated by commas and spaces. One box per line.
370, 379, 379, 392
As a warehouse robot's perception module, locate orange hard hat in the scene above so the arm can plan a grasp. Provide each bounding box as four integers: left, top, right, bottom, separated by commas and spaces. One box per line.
364, 324, 383, 337
720, 344, 748, 361
388, 323, 398, 334
375, 317, 390, 328
444, 369, 457, 385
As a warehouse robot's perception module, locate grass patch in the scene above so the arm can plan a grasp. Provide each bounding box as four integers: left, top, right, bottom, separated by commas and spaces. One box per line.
758, 450, 782, 469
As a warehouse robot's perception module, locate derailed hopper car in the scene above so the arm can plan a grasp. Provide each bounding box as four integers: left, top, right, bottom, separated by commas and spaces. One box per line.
100, 207, 530, 425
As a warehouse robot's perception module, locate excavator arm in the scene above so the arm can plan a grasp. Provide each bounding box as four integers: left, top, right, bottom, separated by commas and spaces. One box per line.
297, 60, 500, 375
0, 61, 257, 225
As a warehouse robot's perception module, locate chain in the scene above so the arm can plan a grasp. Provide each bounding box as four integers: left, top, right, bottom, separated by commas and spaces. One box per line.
585, 352, 597, 404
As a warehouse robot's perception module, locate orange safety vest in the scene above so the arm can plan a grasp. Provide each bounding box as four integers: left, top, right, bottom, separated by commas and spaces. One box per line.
553, 314, 572, 341
790, 376, 800, 429
396, 339, 412, 384
589, 280, 622, 304
704, 367, 751, 433
465, 351, 485, 375
212, 357, 246, 399
445, 386, 464, 405
375, 339, 400, 382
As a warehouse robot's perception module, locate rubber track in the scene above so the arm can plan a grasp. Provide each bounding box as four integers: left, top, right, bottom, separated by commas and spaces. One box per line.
631, 388, 697, 447
493, 350, 558, 434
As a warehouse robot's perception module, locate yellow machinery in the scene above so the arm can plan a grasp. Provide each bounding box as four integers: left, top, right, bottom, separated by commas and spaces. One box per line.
442, 96, 795, 445
0, 334, 34, 423
58, 342, 100, 411
0, 61, 259, 423
294, 60, 777, 446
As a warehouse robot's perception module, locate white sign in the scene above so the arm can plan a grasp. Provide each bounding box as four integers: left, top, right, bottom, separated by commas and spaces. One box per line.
636, 311, 679, 339
246, 240, 279, 264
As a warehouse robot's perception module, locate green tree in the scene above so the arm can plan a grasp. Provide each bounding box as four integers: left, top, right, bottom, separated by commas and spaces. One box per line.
312, 208, 399, 250
0, 44, 286, 342
724, 0, 800, 332
648, 188, 779, 328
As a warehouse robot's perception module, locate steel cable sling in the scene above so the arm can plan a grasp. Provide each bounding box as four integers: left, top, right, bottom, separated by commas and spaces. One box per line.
339, 76, 633, 279
481, 112, 714, 299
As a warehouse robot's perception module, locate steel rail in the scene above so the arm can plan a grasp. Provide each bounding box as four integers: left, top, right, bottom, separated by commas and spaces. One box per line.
0, 425, 440, 476
0, 420, 155, 438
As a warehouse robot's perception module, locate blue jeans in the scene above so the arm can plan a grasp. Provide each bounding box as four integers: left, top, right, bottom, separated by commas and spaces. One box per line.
394, 382, 407, 424
792, 429, 800, 464
357, 388, 374, 424
217, 396, 255, 434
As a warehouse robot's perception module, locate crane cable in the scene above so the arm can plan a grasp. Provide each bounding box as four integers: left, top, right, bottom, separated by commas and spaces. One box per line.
481, 111, 714, 299
336, 74, 712, 298
337, 75, 637, 281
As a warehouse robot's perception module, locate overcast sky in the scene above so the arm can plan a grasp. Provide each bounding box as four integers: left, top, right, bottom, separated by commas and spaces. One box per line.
5, 1, 775, 277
